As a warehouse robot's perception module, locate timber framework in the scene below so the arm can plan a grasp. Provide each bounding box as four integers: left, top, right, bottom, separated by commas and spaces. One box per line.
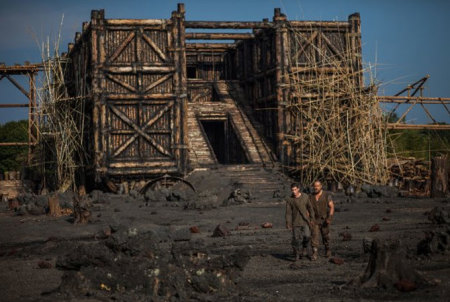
56, 3, 372, 187
18, 2, 442, 190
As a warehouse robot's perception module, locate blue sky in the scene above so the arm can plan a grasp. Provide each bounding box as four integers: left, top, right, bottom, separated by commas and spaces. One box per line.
0, 0, 449, 124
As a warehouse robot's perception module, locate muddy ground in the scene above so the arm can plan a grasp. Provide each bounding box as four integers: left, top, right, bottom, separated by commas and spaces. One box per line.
0, 166, 449, 301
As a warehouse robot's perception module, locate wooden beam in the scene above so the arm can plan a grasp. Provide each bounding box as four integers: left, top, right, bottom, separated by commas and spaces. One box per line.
0, 64, 42, 74
0, 103, 29, 108
387, 124, 450, 130
186, 43, 235, 49
4, 75, 29, 98
105, 74, 138, 93
289, 20, 350, 29
105, 66, 175, 73
106, 93, 176, 100
291, 66, 350, 74
108, 32, 135, 62
377, 96, 450, 104
141, 33, 168, 61
0, 142, 32, 146
185, 21, 272, 29
105, 19, 167, 26
186, 33, 254, 40
143, 73, 173, 93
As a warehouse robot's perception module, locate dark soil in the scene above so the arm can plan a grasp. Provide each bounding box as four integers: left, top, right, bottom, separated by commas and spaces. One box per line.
0, 167, 449, 301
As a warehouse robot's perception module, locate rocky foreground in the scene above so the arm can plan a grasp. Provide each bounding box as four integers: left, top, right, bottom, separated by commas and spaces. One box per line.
0, 168, 449, 301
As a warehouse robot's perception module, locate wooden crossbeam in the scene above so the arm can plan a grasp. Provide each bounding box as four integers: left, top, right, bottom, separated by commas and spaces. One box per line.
109, 102, 174, 157
143, 73, 172, 92
0, 142, 31, 146
292, 31, 318, 61
105, 74, 137, 93
4, 75, 29, 98
186, 33, 254, 40
320, 32, 344, 60
387, 124, 450, 130
186, 43, 235, 49
108, 32, 136, 63
141, 33, 167, 62
0, 103, 29, 108
185, 21, 272, 29
377, 96, 450, 104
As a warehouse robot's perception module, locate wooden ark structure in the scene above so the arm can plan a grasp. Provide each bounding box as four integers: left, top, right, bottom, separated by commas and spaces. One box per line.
64, 3, 362, 184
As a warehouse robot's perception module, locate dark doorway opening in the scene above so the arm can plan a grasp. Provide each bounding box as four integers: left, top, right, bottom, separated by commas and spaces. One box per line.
187, 66, 197, 79
200, 118, 249, 164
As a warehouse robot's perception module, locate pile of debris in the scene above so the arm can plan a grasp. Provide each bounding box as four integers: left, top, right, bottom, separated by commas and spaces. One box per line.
417, 207, 450, 256
11, 192, 75, 216
387, 157, 431, 196
49, 228, 250, 301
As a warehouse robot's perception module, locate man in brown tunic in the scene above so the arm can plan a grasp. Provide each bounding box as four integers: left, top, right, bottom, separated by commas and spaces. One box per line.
310, 180, 335, 260
285, 183, 314, 261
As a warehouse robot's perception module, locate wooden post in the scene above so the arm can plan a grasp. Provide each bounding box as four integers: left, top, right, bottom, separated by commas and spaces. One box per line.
178, 3, 188, 175
273, 8, 288, 169
348, 13, 362, 86
91, 9, 106, 182
28, 71, 37, 164
431, 155, 448, 198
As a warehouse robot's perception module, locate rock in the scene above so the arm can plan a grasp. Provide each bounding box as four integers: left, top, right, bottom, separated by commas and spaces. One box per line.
272, 189, 282, 198
144, 189, 167, 202
369, 224, 380, 232
329, 257, 344, 265
382, 217, 390, 221
38, 260, 52, 269
361, 184, 398, 198
57, 191, 75, 208
417, 230, 450, 255
212, 224, 230, 237
223, 189, 251, 206
185, 191, 219, 210
166, 189, 187, 202
89, 190, 103, 203
339, 232, 352, 241
129, 189, 140, 199
9, 199, 20, 210
261, 222, 272, 228
190, 226, 200, 233
394, 279, 417, 292
427, 207, 450, 224
171, 228, 192, 241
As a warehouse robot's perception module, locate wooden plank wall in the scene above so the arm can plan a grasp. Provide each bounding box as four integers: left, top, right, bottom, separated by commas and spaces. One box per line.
67, 4, 188, 182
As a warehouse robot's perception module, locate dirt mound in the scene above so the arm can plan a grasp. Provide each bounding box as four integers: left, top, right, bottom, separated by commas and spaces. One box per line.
361, 184, 399, 198
51, 229, 250, 300
427, 207, 450, 224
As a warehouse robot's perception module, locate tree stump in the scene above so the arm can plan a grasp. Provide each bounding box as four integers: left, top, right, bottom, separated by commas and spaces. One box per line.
48, 194, 62, 217
73, 194, 91, 224
349, 239, 429, 290
431, 155, 448, 198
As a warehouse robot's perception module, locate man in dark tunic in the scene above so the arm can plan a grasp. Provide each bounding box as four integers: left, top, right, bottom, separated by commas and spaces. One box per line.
285, 183, 314, 261
310, 180, 335, 260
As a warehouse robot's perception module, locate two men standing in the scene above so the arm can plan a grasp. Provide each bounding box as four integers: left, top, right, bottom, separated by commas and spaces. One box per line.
285, 181, 335, 261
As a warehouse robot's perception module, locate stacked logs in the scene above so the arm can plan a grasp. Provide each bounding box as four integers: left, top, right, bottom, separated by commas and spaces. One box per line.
387, 157, 431, 196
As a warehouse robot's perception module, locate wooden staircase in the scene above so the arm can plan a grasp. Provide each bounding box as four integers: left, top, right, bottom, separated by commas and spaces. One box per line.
187, 80, 276, 169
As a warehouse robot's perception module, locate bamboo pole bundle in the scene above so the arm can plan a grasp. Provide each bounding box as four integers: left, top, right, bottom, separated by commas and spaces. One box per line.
284, 25, 389, 186
35, 17, 88, 192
